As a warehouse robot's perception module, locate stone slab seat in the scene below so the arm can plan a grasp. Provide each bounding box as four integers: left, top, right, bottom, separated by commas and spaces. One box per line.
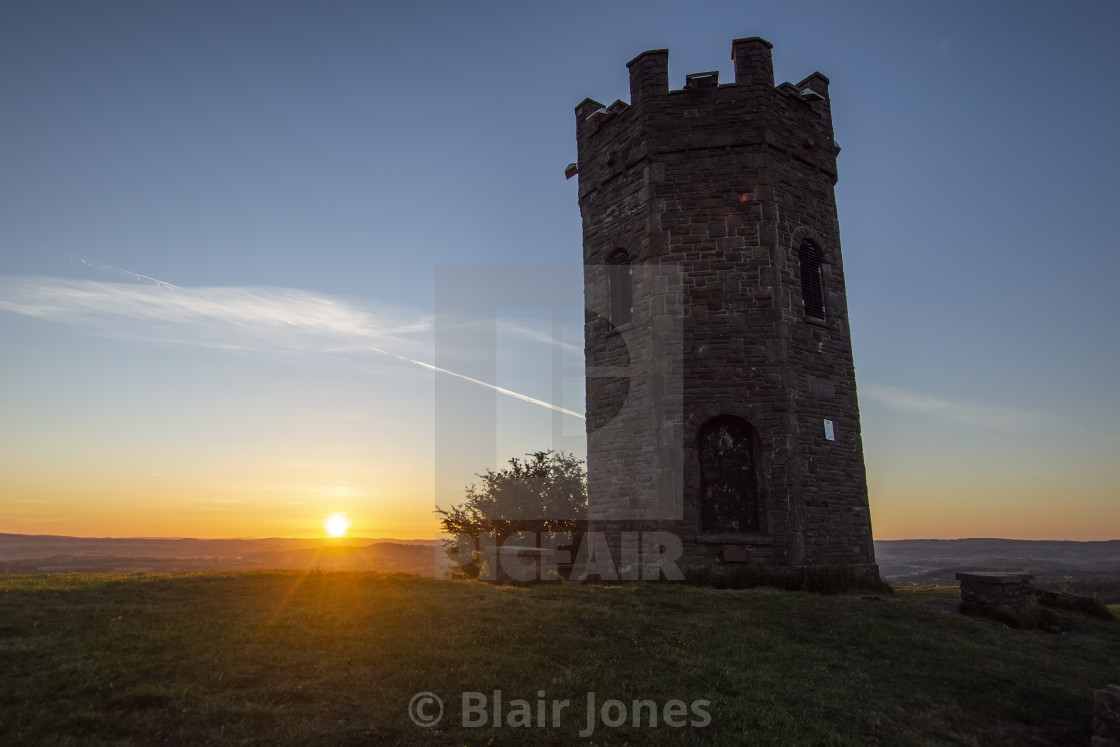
956, 571, 1040, 628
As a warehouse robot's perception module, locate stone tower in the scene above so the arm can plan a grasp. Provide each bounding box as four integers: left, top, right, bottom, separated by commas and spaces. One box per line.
574, 38, 877, 580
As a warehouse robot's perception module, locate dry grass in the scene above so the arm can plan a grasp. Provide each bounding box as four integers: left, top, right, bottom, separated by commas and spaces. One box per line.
0, 572, 1117, 745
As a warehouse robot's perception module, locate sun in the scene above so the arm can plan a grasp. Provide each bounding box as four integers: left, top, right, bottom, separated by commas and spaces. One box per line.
324, 513, 350, 538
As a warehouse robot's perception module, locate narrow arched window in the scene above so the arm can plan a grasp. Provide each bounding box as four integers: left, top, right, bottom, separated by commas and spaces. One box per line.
798, 239, 825, 320
607, 249, 632, 325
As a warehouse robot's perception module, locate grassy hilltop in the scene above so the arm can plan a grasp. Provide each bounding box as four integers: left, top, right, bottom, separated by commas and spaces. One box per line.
0, 572, 1117, 745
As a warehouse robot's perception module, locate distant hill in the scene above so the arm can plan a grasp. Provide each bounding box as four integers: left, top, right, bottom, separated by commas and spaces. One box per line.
248, 543, 437, 574
876, 538, 1120, 602
5, 535, 1119, 598
0, 533, 443, 575
0, 533, 439, 557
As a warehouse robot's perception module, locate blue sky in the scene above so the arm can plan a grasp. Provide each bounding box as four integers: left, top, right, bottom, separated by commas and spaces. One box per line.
1, 0, 1117, 539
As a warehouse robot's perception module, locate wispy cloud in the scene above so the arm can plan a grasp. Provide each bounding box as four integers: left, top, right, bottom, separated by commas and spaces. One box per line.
0, 276, 429, 354
427, 314, 584, 360
860, 382, 1036, 429
0, 270, 584, 419
494, 320, 584, 358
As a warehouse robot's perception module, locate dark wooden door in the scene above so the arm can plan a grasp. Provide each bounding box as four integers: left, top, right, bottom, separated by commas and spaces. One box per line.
699, 417, 759, 533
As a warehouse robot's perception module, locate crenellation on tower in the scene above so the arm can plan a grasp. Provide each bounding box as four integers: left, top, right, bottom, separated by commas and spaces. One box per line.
731, 36, 774, 88
626, 48, 669, 104
796, 71, 831, 99
684, 71, 720, 90
577, 37, 878, 581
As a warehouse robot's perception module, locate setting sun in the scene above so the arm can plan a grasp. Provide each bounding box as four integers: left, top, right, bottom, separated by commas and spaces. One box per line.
324, 513, 350, 538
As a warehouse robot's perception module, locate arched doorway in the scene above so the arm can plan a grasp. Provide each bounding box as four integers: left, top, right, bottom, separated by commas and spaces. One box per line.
698, 415, 760, 533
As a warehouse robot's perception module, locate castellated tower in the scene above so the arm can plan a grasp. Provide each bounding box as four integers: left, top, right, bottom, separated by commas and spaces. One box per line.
575, 38, 878, 580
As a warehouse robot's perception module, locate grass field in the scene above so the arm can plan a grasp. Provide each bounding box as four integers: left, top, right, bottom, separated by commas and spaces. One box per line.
0, 573, 1117, 745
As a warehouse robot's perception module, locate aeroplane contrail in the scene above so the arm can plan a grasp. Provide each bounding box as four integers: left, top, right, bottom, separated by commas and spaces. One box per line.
369, 347, 585, 420
67, 253, 181, 289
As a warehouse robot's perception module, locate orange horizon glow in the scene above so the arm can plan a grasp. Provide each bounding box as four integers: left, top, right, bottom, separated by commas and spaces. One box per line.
0, 512, 1116, 543
2, 490, 1117, 541
1, 484, 1118, 542
2, 459, 1117, 543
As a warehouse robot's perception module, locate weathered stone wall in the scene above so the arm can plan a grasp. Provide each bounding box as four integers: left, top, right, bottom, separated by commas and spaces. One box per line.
1095, 685, 1120, 747
577, 38, 876, 579
1036, 588, 1115, 619
956, 572, 1038, 625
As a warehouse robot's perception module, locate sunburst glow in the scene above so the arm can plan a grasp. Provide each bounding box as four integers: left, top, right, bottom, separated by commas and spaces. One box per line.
324, 513, 350, 538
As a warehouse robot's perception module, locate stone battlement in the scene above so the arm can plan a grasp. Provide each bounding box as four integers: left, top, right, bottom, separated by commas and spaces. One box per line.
575, 38, 840, 207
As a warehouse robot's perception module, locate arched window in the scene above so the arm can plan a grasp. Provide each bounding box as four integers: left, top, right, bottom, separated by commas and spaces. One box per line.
607, 249, 632, 325
798, 239, 825, 319
698, 416, 760, 533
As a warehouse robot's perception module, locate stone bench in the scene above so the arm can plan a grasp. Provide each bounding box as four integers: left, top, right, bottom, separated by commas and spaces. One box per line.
955, 571, 1038, 627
